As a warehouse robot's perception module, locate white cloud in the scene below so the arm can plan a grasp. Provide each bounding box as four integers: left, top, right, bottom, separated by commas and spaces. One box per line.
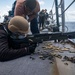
0, 5, 11, 16
6, 5, 11, 9
38, 0, 45, 5
65, 10, 75, 21
66, 10, 75, 15
0, 5, 11, 22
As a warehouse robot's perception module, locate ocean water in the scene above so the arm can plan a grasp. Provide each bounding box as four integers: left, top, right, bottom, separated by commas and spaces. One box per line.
65, 22, 75, 32
59, 22, 75, 32
65, 22, 75, 43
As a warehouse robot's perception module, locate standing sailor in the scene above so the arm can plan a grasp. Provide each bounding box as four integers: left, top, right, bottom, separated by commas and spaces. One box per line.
14, 0, 40, 34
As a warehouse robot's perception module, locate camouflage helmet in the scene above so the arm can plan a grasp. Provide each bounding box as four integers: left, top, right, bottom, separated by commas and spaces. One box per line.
8, 16, 29, 34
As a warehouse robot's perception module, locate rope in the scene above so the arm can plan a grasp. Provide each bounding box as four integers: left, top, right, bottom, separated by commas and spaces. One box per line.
49, 0, 55, 14
51, 0, 55, 10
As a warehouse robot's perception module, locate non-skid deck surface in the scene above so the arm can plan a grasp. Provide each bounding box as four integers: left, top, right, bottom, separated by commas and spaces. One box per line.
0, 43, 55, 75
0, 41, 75, 75
51, 41, 75, 75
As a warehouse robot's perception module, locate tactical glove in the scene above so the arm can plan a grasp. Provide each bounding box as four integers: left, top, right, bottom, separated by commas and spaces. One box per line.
27, 43, 37, 54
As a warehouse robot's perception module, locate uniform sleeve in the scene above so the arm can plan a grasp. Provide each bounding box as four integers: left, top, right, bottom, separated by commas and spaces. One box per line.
0, 30, 29, 61
34, 1, 40, 13
14, 2, 25, 16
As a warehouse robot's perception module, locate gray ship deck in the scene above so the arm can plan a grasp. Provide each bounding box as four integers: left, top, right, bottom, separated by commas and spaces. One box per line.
0, 41, 75, 75
0, 42, 55, 75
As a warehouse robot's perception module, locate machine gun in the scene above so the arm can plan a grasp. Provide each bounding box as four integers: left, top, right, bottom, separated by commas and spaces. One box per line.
11, 31, 75, 44
26, 31, 75, 43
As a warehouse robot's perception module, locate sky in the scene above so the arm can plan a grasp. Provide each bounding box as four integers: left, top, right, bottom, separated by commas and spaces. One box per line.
0, 0, 75, 22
